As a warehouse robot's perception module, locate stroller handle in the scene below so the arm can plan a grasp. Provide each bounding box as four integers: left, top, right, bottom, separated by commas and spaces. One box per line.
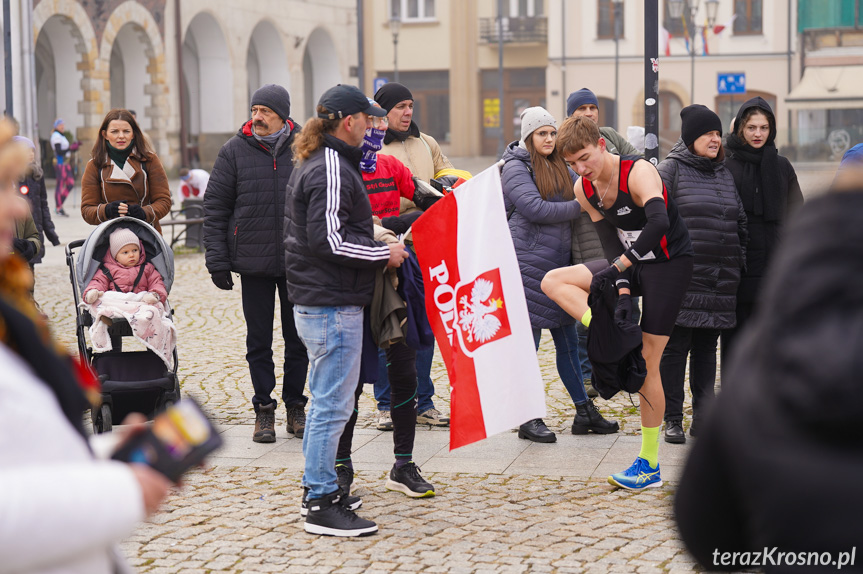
65, 239, 85, 258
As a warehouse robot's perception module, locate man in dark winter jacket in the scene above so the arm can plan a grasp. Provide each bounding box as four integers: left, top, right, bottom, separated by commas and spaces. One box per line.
203, 84, 309, 444
285, 84, 408, 537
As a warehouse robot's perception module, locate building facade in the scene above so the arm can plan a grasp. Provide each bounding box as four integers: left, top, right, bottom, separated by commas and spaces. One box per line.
1, 0, 359, 171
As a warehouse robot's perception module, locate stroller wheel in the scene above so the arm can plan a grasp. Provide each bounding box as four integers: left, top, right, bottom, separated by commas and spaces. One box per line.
96, 403, 113, 434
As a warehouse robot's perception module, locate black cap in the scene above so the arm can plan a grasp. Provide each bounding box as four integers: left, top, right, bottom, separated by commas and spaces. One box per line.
373, 82, 414, 113
680, 104, 722, 147
317, 85, 387, 119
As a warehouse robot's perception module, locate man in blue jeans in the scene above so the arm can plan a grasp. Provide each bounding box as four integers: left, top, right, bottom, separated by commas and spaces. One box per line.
284, 84, 408, 537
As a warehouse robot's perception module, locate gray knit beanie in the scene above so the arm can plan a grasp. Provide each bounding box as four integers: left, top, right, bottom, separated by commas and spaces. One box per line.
251, 84, 291, 121
520, 106, 557, 143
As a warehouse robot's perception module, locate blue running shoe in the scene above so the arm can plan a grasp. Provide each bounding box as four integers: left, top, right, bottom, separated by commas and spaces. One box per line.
607, 457, 663, 491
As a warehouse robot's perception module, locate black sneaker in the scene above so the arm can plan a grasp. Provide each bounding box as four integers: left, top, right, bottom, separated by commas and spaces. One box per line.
385, 462, 435, 498
336, 464, 354, 495
304, 490, 377, 537
300, 487, 361, 517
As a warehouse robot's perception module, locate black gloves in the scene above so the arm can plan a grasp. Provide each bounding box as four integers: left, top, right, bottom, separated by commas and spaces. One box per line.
615, 293, 633, 323
105, 201, 124, 219
590, 264, 619, 294
47, 232, 60, 247
12, 238, 36, 261
414, 193, 442, 212
412, 177, 444, 212
127, 204, 147, 221
210, 271, 234, 290
381, 216, 410, 235
381, 211, 424, 235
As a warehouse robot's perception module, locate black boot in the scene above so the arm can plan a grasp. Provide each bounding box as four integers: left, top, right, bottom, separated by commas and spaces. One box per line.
571, 399, 620, 435
517, 418, 556, 443
664, 419, 686, 444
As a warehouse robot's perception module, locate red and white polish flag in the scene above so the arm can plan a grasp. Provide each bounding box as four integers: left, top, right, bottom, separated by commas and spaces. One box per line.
412, 165, 546, 450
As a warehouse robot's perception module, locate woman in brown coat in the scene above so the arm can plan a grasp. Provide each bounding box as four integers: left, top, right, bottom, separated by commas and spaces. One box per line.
81, 109, 171, 233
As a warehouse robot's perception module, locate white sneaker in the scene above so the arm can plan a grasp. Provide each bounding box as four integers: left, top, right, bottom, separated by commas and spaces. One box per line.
417, 408, 450, 427
377, 410, 393, 431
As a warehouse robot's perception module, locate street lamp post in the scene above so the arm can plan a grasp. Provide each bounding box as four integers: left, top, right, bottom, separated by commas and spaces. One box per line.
668, 0, 719, 105
390, 15, 401, 83
613, 0, 624, 130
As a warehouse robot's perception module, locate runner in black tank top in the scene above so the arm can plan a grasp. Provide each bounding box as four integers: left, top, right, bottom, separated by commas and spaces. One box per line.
582, 155, 692, 263
542, 117, 694, 493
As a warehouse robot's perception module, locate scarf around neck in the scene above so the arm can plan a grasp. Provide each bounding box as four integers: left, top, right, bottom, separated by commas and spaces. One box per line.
107, 141, 135, 170
360, 127, 387, 173
0, 256, 96, 439
253, 123, 288, 150
726, 133, 783, 222
383, 121, 422, 145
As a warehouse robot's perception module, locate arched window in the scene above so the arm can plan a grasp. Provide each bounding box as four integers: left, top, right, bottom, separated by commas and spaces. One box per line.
659, 90, 684, 152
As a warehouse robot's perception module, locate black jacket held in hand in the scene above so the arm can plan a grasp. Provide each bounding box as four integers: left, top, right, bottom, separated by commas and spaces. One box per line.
586, 276, 646, 400
204, 119, 299, 277
674, 190, 863, 572
658, 140, 748, 330
284, 134, 391, 307
725, 96, 803, 303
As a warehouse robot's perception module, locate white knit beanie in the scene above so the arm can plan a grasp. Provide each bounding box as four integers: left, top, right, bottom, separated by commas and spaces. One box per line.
520, 106, 557, 143
109, 228, 140, 259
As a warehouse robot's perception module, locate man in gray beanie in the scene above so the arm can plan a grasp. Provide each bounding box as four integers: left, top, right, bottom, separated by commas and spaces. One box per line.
204, 83, 310, 444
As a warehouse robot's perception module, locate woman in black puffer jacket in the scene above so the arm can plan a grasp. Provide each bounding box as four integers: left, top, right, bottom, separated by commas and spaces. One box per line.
722, 97, 803, 364
657, 105, 748, 443
502, 107, 618, 443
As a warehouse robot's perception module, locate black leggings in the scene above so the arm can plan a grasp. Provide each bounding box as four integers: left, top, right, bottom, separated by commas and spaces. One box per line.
586, 256, 694, 336
337, 341, 418, 464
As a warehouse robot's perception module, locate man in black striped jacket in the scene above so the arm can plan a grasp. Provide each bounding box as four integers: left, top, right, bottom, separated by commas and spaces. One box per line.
284, 84, 407, 538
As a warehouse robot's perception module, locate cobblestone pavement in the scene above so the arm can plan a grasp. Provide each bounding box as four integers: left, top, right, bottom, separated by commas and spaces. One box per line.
33, 194, 745, 574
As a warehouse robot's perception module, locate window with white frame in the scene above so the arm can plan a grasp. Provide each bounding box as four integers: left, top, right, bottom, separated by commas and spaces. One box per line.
390, 0, 436, 21
501, 0, 544, 17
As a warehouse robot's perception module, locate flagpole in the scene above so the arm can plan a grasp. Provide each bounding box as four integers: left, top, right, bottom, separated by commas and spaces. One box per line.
644, 0, 659, 164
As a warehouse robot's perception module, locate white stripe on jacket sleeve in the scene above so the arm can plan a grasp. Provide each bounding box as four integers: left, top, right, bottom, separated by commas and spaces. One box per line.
323, 148, 391, 261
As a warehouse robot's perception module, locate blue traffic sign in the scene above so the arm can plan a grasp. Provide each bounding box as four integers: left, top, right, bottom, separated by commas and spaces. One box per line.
373, 77, 389, 93
717, 73, 746, 94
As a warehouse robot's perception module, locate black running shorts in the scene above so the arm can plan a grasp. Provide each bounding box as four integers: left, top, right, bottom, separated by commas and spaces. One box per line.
585, 256, 694, 336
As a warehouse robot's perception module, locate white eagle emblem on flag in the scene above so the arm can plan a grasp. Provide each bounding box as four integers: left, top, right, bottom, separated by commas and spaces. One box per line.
457, 278, 503, 344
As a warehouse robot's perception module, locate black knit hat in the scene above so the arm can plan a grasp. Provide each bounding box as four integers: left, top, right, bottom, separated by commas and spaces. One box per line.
373, 82, 414, 113
251, 84, 291, 121
680, 104, 722, 147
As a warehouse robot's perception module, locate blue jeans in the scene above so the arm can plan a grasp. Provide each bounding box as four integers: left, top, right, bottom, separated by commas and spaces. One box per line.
532, 325, 588, 406
294, 304, 364, 499
374, 344, 436, 413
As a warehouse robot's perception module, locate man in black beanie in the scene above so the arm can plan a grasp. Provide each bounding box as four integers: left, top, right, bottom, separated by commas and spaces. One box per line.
371, 81, 454, 429
204, 83, 310, 444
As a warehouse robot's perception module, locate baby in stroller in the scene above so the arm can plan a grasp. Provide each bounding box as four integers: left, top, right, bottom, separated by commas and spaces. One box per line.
81, 226, 176, 367
83, 227, 168, 306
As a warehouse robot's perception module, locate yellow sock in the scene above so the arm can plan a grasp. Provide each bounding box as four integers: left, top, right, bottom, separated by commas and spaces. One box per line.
581, 308, 592, 327
638, 425, 660, 468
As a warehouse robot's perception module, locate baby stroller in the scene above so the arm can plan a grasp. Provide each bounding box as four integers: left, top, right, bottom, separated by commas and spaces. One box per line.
66, 217, 180, 433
